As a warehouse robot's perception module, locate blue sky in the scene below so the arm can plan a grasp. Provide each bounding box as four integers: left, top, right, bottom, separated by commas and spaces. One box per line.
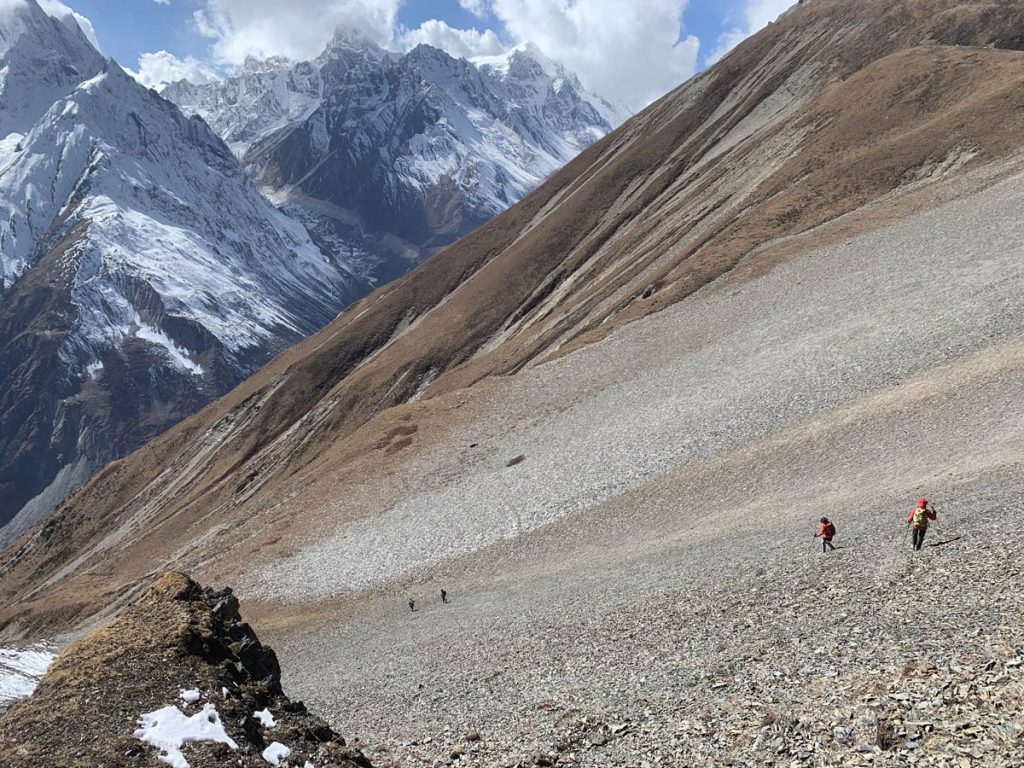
56, 0, 793, 111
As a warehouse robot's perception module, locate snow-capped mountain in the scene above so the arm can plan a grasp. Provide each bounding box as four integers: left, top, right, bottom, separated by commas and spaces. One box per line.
0, 3, 626, 540
161, 55, 323, 159
164, 34, 627, 285
0, 0, 363, 539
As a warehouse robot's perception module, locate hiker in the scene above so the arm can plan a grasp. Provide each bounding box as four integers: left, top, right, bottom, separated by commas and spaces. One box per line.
815, 516, 836, 552
907, 497, 937, 551
408, 598, 416, 612
440, 589, 448, 603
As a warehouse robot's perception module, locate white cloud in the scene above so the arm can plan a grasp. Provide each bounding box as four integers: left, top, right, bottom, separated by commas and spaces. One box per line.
154, 0, 170, 5
187, 0, 699, 111
399, 19, 503, 59
128, 50, 220, 90
458, 0, 488, 18
38, 0, 102, 52
193, 0, 400, 65
488, 0, 699, 111
706, 0, 794, 65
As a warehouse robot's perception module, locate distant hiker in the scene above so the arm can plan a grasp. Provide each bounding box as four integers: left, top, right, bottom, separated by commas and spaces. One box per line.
440, 589, 448, 603
907, 497, 937, 551
815, 516, 836, 552
408, 598, 416, 612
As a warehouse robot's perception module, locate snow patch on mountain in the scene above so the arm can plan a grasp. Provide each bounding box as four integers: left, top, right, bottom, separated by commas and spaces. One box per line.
133, 316, 204, 376
0, 644, 55, 707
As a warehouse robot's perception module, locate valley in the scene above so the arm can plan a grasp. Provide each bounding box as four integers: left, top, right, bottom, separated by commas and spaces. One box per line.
1, 0, 1023, 766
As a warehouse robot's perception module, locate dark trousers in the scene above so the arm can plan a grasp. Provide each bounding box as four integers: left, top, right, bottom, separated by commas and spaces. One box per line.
911, 527, 927, 550
822, 538, 835, 552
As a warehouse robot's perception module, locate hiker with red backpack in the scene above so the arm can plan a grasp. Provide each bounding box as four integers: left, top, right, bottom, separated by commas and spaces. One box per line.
815, 516, 836, 552
907, 497, 937, 551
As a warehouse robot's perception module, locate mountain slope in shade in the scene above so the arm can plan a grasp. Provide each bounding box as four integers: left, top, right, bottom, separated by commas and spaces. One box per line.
0, 0, 364, 541
0, 0, 1022, 632
164, 35, 626, 286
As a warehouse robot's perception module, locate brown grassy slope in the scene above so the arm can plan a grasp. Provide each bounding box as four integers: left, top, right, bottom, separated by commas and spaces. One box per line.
0, 0, 1022, 633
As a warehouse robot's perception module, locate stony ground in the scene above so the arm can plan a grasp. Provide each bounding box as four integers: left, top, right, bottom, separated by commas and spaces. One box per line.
248, 166, 1024, 767
272, 479, 1024, 767
250, 163, 1024, 601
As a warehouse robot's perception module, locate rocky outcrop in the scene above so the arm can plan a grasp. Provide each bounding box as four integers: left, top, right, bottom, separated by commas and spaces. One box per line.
0, 572, 371, 767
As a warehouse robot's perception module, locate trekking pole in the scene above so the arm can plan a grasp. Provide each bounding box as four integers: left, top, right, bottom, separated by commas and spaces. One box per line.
902, 521, 910, 548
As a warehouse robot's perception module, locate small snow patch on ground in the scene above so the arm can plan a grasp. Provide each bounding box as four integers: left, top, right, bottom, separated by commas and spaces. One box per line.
179, 688, 201, 704
0, 645, 56, 707
134, 702, 237, 768
262, 741, 291, 765
254, 707, 276, 727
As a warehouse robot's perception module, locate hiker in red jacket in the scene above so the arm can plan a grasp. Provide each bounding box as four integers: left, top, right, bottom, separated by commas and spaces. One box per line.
907, 497, 937, 551
815, 516, 836, 552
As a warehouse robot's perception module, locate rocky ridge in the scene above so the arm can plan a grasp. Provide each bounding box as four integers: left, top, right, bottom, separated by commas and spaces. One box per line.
0, 572, 371, 767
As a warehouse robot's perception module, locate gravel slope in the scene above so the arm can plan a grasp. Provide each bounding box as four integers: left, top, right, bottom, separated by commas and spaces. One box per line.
246, 165, 1024, 766
251, 165, 1024, 600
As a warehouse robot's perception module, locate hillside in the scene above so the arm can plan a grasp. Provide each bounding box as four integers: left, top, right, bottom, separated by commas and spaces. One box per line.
0, 0, 1023, 763
1, 0, 1020, 628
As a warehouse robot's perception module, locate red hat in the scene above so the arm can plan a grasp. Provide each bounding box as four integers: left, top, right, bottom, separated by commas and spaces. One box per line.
917, 497, 928, 507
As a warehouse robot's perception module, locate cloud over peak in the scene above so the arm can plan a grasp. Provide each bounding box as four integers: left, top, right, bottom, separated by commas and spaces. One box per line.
101, 0, 796, 114
180, 0, 700, 112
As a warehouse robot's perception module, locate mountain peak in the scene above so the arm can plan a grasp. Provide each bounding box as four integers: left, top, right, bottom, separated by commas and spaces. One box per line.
472, 42, 555, 75
321, 26, 385, 56
0, 0, 98, 56
241, 53, 294, 73
0, 0, 104, 142
472, 42, 628, 126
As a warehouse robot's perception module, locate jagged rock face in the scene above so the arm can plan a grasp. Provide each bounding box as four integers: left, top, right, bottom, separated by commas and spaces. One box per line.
0, 0, 366, 539
162, 56, 324, 159
164, 36, 625, 280
0, 572, 373, 767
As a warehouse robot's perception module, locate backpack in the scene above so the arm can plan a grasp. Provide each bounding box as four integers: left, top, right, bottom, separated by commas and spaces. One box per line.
912, 507, 928, 528
824, 522, 836, 538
